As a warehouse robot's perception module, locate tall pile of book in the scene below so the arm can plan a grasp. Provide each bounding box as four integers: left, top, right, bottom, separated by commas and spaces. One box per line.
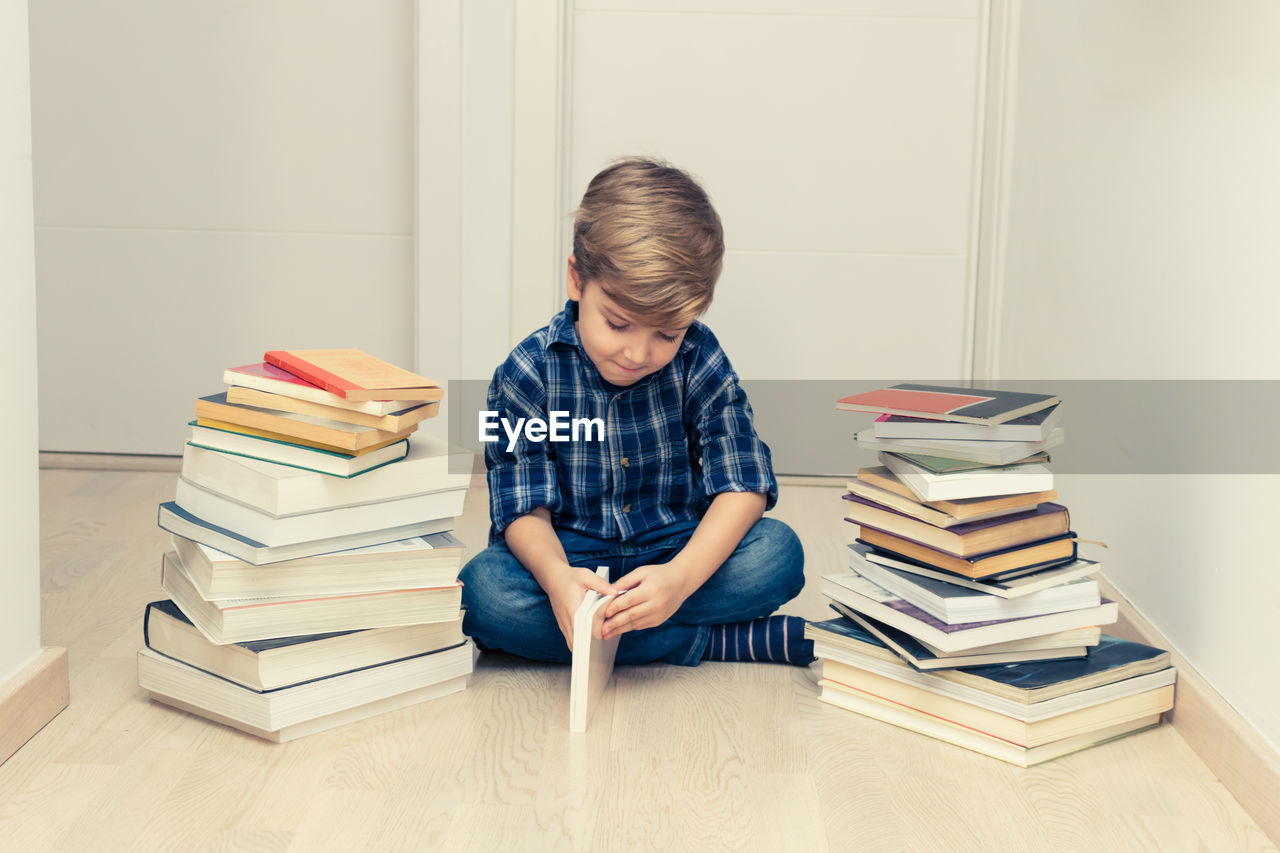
138, 348, 476, 742
814, 384, 1176, 766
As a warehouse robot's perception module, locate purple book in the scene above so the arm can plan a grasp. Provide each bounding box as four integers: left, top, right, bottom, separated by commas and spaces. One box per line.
879, 596, 1113, 635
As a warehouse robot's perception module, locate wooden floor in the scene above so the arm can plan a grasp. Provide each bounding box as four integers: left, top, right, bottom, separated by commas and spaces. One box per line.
1, 467, 1276, 852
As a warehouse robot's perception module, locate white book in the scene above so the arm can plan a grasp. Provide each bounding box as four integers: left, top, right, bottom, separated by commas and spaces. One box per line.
813, 606, 1092, 672
161, 551, 464, 645
157, 501, 453, 567
880, 452, 1055, 502
569, 566, 619, 733
149, 677, 469, 742
873, 403, 1065, 442
856, 427, 1065, 466
174, 531, 464, 601
856, 543, 1102, 600
223, 363, 408, 417
174, 477, 465, 547
181, 436, 473, 517
138, 641, 473, 734
813, 637, 1084, 671
821, 570, 1117, 654
909, 625, 1098, 658
826, 601, 1097, 668
848, 546, 1100, 625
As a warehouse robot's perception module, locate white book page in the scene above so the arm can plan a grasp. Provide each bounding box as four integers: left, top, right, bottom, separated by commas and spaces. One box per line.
569, 566, 619, 733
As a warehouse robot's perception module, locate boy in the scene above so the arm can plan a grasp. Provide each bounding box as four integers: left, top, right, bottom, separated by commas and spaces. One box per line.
460, 158, 812, 667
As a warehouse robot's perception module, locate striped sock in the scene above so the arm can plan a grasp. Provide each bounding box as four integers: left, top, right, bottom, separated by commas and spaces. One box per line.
700, 615, 815, 666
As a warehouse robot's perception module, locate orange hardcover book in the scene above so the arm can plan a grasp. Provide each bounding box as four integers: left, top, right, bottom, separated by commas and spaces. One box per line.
195, 393, 416, 453
858, 526, 1078, 580
265, 349, 443, 403
843, 496, 1070, 558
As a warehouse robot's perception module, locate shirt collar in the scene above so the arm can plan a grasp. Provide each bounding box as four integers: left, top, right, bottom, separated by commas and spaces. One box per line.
546, 300, 580, 351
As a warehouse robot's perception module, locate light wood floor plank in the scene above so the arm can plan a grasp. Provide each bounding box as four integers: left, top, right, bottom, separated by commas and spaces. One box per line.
0, 468, 1275, 852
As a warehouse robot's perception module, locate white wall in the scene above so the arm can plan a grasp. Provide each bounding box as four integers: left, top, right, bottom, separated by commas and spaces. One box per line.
29, 0, 419, 455
1000, 2, 1280, 748
1, 0, 45, 682
460, 0, 515, 381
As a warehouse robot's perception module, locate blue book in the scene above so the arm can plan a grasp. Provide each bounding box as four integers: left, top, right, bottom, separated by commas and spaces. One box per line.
812, 609, 1171, 704
952, 634, 1172, 701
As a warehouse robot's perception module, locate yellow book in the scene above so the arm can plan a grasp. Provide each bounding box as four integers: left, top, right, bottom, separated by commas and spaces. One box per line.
195, 416, 406, 457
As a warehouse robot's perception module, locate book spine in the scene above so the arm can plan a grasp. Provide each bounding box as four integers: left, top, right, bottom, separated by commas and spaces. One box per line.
265, 351, 362, 399
143, 601, 156, 650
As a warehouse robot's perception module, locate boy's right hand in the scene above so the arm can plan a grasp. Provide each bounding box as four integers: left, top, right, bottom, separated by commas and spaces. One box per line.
546, 565, 616, 649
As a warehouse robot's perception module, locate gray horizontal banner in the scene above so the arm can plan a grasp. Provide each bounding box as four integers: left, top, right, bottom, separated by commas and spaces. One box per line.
444, 380, 1280, 476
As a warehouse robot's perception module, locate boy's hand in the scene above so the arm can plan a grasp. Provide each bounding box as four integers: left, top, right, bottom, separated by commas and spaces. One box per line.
600, 562, 692, 639
547, 565, 617, 649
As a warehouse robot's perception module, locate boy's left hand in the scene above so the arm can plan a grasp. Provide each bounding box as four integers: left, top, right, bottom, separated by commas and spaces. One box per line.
600, 562, 691, 639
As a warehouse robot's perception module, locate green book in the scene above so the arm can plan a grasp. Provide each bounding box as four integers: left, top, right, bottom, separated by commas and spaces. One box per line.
887, 451, 1050, 475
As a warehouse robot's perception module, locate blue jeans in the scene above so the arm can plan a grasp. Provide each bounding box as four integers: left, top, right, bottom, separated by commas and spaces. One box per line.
459, 517, 805, 666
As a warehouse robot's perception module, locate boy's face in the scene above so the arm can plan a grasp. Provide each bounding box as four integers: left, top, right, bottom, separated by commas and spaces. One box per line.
567, 260, 689, 387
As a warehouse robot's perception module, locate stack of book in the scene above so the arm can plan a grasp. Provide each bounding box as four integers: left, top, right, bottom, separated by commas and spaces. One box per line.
139, 348, 476, 741
815, 383, 1176, 765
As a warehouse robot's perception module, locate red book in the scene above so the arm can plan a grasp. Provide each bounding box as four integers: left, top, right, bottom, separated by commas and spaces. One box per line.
264, 349, 443, 403
836, 384, 1059, 426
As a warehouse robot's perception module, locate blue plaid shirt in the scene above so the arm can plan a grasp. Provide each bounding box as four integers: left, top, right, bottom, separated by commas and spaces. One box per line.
486, 300, 777, 543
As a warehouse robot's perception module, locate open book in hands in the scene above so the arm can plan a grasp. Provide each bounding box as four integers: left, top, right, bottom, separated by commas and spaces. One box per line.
569, 565, 620, 733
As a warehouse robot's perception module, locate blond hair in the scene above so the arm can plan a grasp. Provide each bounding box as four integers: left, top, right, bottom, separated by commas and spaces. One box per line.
571, 157, 724, 328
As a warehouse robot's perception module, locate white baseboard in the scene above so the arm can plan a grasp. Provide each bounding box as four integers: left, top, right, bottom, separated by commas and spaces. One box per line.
0, 647, 69, 767
40, 452, 181, 472
1100, 576, 1280, 845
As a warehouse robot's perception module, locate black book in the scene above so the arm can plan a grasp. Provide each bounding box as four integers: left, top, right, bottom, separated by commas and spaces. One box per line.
143, 600, 465, 692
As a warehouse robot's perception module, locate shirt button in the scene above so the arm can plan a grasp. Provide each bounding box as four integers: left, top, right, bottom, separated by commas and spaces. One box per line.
620, 457, 630, 467
622, 504, 631, 513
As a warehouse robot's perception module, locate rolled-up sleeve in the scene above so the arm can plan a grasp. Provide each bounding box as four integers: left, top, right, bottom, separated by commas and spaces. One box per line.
484, 359, 562, 536
685, 341, 779, 511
